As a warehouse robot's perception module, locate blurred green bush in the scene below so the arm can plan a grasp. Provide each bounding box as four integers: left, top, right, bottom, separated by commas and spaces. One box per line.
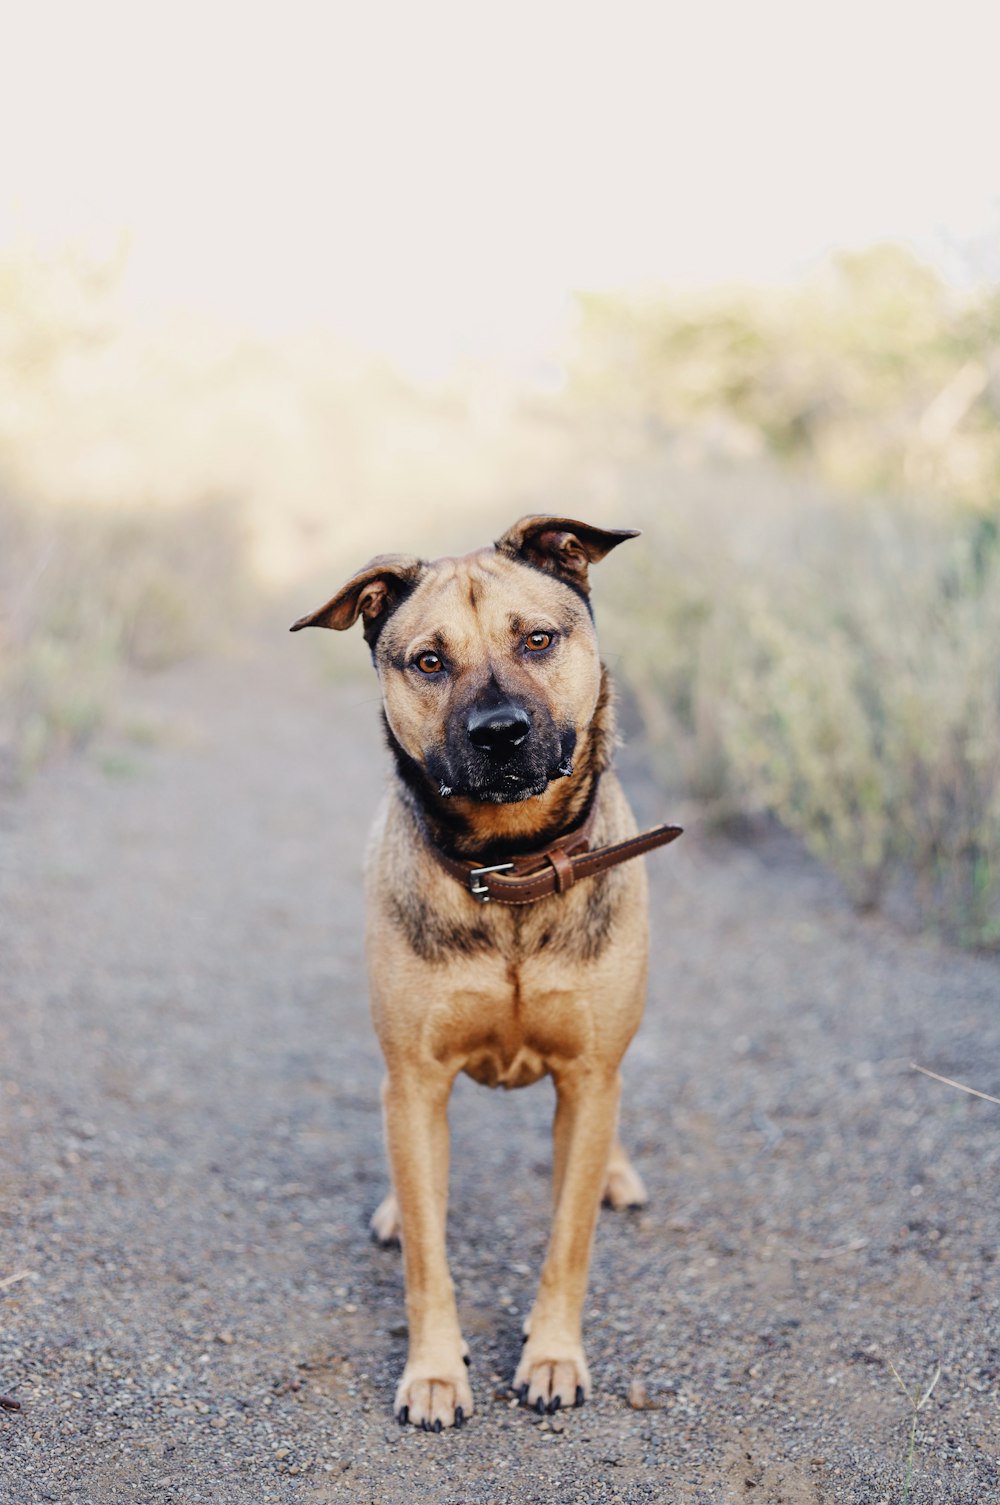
581, 249, 1000, 946
612, 501, 1000, 946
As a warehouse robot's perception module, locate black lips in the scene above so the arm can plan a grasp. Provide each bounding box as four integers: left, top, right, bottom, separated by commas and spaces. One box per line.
426, 695, 574, 805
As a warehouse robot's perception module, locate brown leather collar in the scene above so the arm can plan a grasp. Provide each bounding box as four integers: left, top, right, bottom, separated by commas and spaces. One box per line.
422, 803, 683, 906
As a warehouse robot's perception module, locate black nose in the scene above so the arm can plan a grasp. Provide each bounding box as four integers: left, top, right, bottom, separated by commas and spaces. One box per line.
467, 702, 532, 754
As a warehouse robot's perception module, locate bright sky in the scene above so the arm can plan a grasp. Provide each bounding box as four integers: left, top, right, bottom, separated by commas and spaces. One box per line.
3, 0, 998, 373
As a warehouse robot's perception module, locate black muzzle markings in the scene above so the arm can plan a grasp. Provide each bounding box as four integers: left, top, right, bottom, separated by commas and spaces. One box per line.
425, 693, 576, 805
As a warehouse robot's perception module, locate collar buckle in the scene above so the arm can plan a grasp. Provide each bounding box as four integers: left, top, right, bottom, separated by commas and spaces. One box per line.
468, 861, 514, 902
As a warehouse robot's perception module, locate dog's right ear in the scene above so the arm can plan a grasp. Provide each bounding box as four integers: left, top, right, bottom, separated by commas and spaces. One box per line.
290, 554, 425, 645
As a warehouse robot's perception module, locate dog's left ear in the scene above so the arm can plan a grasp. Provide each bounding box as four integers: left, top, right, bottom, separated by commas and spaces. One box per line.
290, 554, 425, 645
495, 515, 640, 594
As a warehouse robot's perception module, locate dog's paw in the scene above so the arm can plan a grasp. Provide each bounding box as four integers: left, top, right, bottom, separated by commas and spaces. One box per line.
512, 1345, 591, 1414
601, 1160, 648, 1211
394, 1362, 473, 1431
370, 1191, 402, 1248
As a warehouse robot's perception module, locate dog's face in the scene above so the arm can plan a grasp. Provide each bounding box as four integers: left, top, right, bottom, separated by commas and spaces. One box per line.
373, 548, 597, 805
291, 516, 638, 806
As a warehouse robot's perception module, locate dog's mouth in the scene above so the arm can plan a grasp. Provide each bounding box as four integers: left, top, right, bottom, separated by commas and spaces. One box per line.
429, 733, 576, 807
446, 771, 553, 805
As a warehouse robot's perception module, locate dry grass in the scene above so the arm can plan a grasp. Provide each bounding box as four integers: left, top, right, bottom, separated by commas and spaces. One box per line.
604, 479, 1000, 946
581, 250, 1000, 947
911, 1063, 1000, 1108
888, 1360, 941, 1505
0, 492, 249, 780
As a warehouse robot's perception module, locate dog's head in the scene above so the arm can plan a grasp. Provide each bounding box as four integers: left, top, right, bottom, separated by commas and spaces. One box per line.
291, 516, 638, 806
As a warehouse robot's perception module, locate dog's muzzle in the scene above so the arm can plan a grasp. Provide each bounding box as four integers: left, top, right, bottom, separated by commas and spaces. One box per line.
428, 693, 572, 805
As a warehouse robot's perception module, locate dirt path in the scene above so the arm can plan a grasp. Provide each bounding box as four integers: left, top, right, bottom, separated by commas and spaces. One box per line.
1, 623, 998, 1504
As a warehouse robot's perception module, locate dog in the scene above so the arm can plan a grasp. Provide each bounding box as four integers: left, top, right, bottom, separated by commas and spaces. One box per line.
291, 515, 680, 1430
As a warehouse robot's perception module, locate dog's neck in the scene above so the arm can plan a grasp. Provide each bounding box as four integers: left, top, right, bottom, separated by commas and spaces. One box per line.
384, 668, 617, 862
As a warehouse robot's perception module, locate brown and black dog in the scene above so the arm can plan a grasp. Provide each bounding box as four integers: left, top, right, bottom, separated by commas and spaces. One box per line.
292, 516, 679, 1430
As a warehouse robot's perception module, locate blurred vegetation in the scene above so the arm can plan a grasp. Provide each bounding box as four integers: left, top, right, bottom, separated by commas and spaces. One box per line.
571, 244, 1000, 509
604, 489, 1000, 946
580, 247, 1000, 946
0, 490, 249, 780
2, 241, 998, 943
0, 247, 251, 779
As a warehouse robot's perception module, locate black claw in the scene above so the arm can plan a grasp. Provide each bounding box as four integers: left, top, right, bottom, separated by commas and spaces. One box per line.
534, 1396, 546, 1415
516, 1383, 529, 1405
521, 1331, 529, 1345
574, 1385, 585, 1408
626, 1201, 646, 1212
548, 1395, 561, 1414
455, 1406, 464, 1428
433, 1418, 442, 1433
463, 1353, 470, 1366
421, 1417, 431, 1432
397, 1405, 409, 1425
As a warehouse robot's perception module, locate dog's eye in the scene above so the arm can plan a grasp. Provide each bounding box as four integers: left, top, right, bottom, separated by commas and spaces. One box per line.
415, 651, 444, 675
525, 631, 553, 653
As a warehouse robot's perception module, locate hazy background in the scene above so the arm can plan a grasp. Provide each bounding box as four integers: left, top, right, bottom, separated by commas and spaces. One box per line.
3, 0, 999, 943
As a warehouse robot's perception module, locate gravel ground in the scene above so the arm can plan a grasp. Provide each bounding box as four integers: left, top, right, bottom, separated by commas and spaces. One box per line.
1, 623, 998, 1504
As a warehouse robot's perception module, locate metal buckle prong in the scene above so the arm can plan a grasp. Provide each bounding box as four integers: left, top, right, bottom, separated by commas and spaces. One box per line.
468, 861, 514, 902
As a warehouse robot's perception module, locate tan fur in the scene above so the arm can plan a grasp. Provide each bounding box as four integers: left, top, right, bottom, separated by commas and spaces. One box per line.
294, 518, 651, 1429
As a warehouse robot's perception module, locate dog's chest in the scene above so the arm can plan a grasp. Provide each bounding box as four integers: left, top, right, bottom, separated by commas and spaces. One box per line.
436, 952, 596, 1089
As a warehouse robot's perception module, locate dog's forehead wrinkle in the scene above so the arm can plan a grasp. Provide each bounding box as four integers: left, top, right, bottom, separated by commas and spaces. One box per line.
397, 583, 539, 664
382, 573, 467, 655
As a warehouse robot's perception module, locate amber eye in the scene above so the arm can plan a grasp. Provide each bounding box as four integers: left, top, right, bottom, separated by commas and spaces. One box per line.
525, 630, 553, 652
415, 651, 443, 674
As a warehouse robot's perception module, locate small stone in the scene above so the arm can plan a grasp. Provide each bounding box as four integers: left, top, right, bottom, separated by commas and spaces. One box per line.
273, 1447, 289, 1460
215, 1331, 235, 1346
627, 1379, 653, 1409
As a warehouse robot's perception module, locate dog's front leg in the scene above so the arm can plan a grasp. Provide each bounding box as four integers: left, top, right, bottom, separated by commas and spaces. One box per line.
514, 1065, 621, 1413
382, 1068, 472, 1430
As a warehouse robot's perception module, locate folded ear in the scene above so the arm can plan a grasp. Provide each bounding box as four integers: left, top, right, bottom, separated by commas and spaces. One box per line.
290, 554, 424, 645
495, 515, 640, 594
